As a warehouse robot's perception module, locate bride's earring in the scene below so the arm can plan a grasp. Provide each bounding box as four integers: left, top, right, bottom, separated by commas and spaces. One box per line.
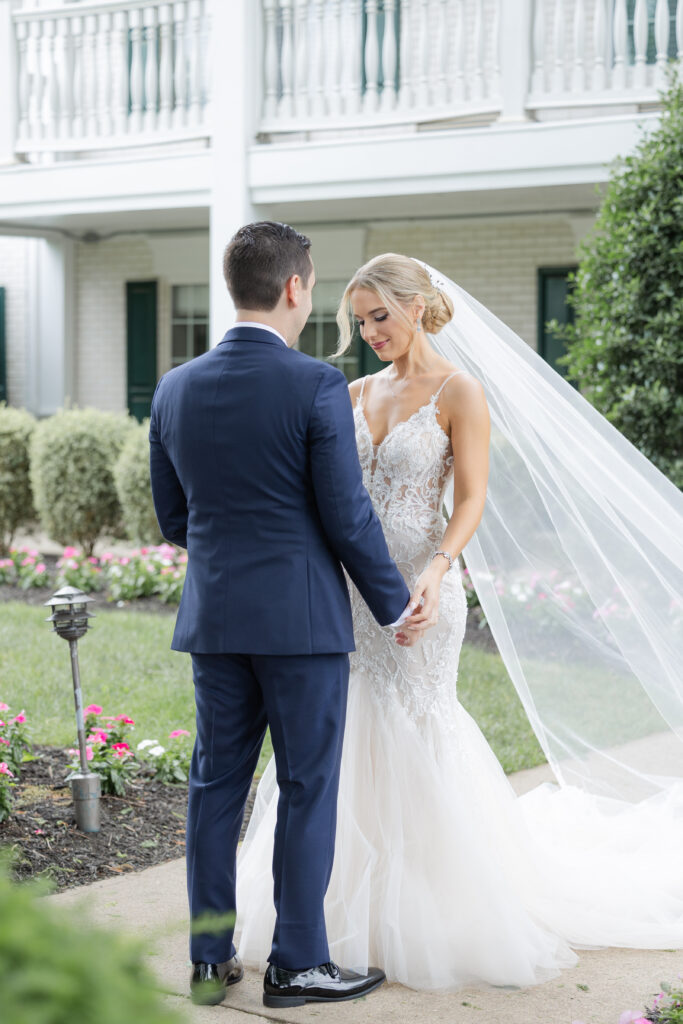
416, 319, 422, 332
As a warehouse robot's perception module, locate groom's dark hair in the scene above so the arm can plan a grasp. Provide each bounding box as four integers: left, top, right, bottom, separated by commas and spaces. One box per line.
223, 221, 313, 311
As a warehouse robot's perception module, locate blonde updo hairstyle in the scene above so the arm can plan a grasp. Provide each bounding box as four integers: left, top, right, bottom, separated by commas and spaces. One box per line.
336, 253, 454, 355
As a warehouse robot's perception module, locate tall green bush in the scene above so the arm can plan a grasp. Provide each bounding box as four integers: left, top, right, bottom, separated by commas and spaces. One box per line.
0, 859, 186, 1024
113, 420, 162, 544
0, 404, 36, 554
554, 75, 683, 488
30, 408, 135, 556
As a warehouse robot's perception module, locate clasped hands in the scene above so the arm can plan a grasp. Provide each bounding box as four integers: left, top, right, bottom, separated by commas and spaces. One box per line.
394, 559, 448, 648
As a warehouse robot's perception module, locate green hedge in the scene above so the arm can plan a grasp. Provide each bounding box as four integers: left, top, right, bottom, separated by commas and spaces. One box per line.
30, 408, 135, 556
113, 420, 162, 545
554, 74, 683, 488
0, 404, 35, 554
0, 860, 186, 1024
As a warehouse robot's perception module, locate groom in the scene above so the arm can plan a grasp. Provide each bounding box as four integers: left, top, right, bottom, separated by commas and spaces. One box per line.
149, 221, 416, 1008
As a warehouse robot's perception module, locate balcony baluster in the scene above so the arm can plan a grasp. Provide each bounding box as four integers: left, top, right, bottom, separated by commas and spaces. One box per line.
654, 0, 671, 87
159, 4, 174, 131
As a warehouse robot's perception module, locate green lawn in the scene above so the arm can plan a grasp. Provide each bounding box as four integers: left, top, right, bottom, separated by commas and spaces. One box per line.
0, 602, 544, 777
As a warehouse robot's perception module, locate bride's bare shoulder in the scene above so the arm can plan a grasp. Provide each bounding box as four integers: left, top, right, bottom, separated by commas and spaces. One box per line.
348, 377, 365, 404
440, 368, 488, 420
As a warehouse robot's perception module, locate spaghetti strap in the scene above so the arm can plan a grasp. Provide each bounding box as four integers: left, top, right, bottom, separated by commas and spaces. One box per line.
434, 370, 467, 400
357, 375, 369, 405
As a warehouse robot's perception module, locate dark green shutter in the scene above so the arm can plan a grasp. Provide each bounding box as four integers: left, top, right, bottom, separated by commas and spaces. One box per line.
0, 288, 6, 404
538, 267, 577, 382
126, 281, 157, 421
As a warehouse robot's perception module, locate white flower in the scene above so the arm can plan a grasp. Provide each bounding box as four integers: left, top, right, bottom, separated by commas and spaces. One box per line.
137, 738, 159, 750
149, 745, 166, 757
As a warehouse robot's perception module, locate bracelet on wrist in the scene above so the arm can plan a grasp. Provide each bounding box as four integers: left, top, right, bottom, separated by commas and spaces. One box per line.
433, 550, 454, 572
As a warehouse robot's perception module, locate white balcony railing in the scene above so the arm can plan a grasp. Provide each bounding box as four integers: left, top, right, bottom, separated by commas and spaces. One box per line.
259, 0, 683, 136
260, 0, 503, 132
7, 0, 683, 162
13, 0, 210, 157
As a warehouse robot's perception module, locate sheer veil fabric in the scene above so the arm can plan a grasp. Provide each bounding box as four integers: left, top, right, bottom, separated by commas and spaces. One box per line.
420, 261, 683, 802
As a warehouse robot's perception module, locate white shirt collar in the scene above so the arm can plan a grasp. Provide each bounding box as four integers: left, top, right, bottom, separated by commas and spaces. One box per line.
233, 321, 289, 347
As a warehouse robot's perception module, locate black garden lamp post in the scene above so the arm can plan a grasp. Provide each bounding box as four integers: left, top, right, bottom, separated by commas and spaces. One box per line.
44, 586, 101, 833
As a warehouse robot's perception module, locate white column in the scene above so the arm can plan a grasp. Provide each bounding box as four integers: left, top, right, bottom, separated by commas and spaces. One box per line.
0, 0, 17, 163
499, 0, 532, 120
209, 0, 256, 341
25, 237, 76, 416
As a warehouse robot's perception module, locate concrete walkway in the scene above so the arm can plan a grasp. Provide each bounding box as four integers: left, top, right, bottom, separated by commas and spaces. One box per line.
48, 761, 682, 1024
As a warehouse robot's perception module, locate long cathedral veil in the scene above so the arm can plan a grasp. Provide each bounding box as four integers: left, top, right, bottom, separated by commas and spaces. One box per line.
419, 261, 683, 804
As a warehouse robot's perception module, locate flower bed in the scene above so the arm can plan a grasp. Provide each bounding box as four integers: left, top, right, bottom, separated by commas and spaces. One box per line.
0, 543, 187, 605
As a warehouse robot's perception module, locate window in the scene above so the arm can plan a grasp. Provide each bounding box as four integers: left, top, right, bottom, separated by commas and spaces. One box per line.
295, 281, 384, 382
537, 267, 577, 386
627, 0, 678, 63
171, 285, 209, 367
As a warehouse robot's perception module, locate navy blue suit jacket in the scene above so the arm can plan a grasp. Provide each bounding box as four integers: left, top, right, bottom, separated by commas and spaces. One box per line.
149, 326, 411, 655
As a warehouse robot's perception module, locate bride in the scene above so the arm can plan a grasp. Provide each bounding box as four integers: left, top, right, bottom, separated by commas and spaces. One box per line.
235, 254, 683, 990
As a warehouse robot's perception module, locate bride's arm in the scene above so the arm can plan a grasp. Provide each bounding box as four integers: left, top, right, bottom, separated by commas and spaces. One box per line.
405, 373, 490, 632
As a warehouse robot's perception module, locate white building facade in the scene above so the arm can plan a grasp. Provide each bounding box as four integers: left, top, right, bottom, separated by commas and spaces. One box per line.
0, 0, 680, 416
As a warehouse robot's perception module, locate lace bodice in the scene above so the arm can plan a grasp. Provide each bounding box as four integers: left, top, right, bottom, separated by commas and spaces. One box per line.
349, 373, 470, 724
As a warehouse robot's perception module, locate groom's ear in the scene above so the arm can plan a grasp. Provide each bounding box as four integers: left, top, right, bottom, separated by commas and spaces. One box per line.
284, 273, 302, 307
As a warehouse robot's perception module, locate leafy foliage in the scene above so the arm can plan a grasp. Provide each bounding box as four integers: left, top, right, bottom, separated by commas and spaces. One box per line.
113, 421, 162, 545
0, 857, 186, 1024
30, 408, 135, 556
553, 75, 683, 487
0, 404, 36, 554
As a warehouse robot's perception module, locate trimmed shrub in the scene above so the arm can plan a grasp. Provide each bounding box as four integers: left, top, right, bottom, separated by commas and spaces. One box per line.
113, 420, 162, 545
553, 74, 683, 488
0, 404, 36, 554
0, 858, 186, 1024
30, 408, 135, 556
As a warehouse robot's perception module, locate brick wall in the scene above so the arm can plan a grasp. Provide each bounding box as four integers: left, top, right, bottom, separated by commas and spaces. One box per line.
75, 236, 156, 412
0, 236, 29, 407
365, 214, 583, 350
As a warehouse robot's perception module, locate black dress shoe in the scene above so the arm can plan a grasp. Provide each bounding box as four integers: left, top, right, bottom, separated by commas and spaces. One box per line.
263, 960, 386, 1007
190, 954, 244, 1005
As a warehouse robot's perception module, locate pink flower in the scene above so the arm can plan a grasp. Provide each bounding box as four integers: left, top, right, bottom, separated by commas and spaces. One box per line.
120, 557, 130, 566
100, 552, 113, 563
0, 721, 5, 728
21, 556, 35, 567
88, 556, 98, 565
34, 828, 45, 835
35, 563, 46, 574
84, 704, 102, 716
0, 738, 9, 746
86, 745, 94, 761
90, 729, 108, 744
169, 729, 191, 739
0, 762, 14, 777
111, 742, 130, 752
140, 547, 149, 555
67, 559, 79, 570
114, 715, 135, 725
63, 546, 79, 558
178, 554, 188, 564
619, 1012, 648, 1024
0, 702, 9, 712
11, 711, 26, 724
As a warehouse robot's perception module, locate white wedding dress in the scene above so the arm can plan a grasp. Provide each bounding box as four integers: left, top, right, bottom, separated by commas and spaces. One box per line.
234, 372, 683, 991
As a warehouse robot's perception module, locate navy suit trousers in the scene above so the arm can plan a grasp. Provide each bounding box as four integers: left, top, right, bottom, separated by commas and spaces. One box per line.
187, 651, 350, 970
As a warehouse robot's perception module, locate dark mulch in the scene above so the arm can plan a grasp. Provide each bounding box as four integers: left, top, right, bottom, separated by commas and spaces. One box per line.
2, 578, 499, 650
1, 745, 257, 892
0, 582, 180, 617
